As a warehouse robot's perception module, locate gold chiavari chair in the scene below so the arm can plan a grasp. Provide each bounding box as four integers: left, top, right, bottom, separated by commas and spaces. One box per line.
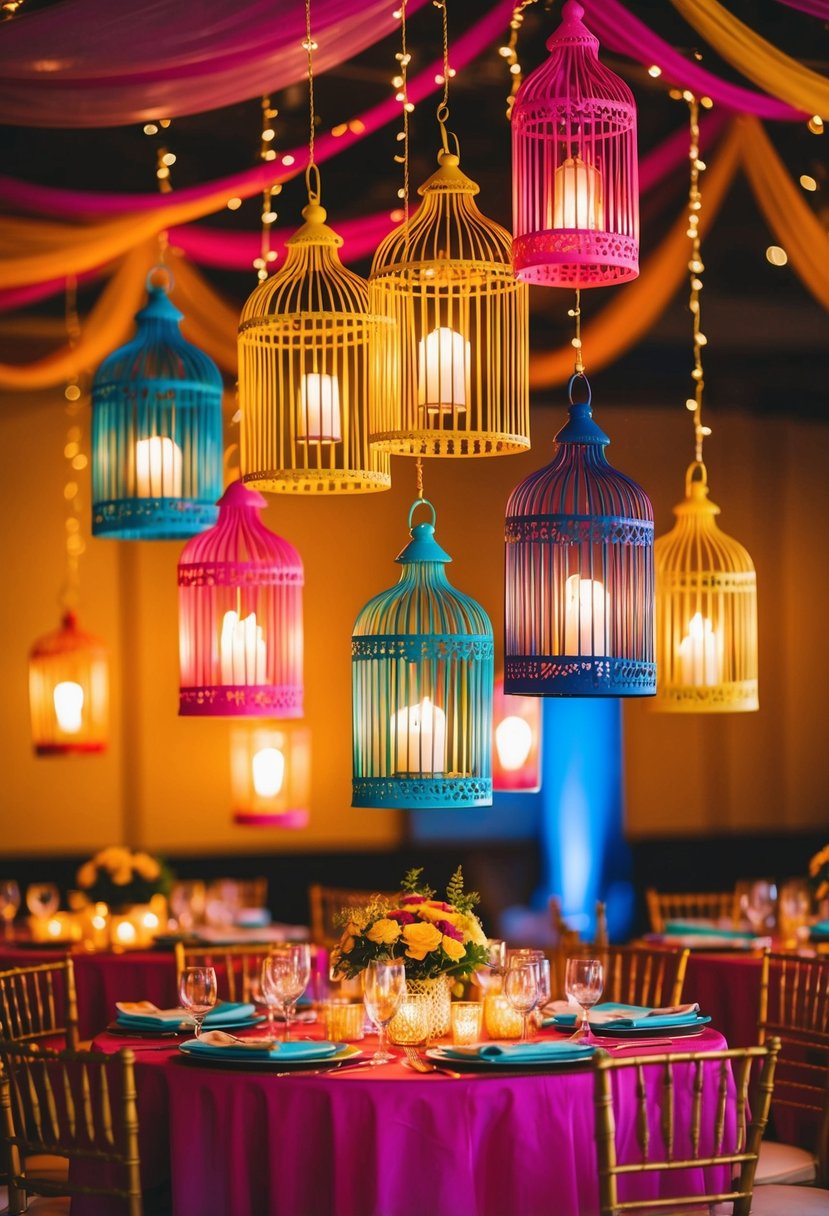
0, 959, 79, 1051
593, 1039, 780, 1216
308, 884, 399, 948
572, 944, 690, 1009
174, 941, 279, 1004
645, 887, 740, 934
0, 1042, 142, 1216
753, 950, 829, 1189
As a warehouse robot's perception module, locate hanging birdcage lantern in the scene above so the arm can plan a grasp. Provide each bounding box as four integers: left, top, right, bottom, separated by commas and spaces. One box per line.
29, 612, 109, 755
505, 376, 655, 697
511, 0, 639, 287
654, 463, 758, 712
352, 498, 493, 809
178, 480, 303, 717
91, 271, 223, 539
492, 676, 542, 793
369, 141, 529, 457
230, 723, 310, 827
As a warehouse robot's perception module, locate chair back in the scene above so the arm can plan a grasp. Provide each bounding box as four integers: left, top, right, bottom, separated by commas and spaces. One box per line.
0, 1042, 142, 1216
174, 941, 278, 1003
572, 944, 690, 1008
0, 958, 79, 1049
758, 950, 829, 1184
308, 884, 399, 948
593, 1039, 780, 1216
645, 887, 739, 934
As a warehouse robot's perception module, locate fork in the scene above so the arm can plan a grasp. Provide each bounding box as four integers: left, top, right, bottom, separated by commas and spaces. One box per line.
402, 1045, 462, 1078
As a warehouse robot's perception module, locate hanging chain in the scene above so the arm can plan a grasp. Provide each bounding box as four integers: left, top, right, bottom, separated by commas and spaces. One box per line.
568, 288, 585, 376
685, 95, 711, 464
499, 0, 537, 120
434, 0, 451, 149
61, 276, 87, 612
254, 95, 280, 282
415, 456, 424, 500
303, 0, 320, 203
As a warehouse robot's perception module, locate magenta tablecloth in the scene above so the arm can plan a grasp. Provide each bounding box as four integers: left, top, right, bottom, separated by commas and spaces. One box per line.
685, 952, 763, 1048
83, 1026, 732, 1216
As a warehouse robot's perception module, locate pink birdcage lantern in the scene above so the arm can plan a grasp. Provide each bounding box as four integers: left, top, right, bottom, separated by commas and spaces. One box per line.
178, 480, 303, 717
511, 0, 639, 287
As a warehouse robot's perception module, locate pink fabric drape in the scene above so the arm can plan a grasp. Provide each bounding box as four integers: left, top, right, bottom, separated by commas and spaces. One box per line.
774, 0, 829, 15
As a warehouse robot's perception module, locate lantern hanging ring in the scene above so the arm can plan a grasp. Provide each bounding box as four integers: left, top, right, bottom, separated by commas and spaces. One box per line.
305, 162, 321, 206
146, 264, 174, 293
567, 371, 591, 408
407, 496, 437, 531
685, 459, 708, 495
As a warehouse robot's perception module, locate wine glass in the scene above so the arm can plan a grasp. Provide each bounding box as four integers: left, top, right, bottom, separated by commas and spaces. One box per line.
740, 879, 778, 935
564, 957, 604, 1042
261, 944, 311, 1041
504, 960, 539, 1042
362, 960, 407, 1063
0, 881, 20, 939
534, 957, 552, 1026
179, 965, 218, 1039
26, 882, 59, 920
473, 938, 506, 995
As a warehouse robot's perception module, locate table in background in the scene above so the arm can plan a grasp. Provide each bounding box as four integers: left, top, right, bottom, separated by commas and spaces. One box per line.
684, 951, 763, 1048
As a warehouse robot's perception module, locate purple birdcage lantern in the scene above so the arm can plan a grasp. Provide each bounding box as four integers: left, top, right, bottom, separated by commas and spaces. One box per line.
178, 480, 303, 717
511, 0, 639, 287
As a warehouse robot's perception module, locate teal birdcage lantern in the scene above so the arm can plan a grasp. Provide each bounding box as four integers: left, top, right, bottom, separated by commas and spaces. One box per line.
91, 271, 223, 539
352, 499, 493, 809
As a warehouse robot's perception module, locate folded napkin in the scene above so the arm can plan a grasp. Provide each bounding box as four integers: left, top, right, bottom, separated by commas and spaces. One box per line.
182, 1032, 341, 1061
810, 921, 829, 937
663, 921, 758, 942
441, 1040, 594, 1063
543, 1001, 701, 1029
115, 1001, 256, 1029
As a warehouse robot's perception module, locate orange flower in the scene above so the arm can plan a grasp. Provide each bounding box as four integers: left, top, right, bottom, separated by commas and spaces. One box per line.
402, 921, 443, 960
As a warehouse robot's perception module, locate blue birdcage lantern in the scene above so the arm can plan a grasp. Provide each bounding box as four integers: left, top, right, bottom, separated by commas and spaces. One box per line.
505, 376, 655, 697
352, 499, 493, 809
91, 271, 223, 539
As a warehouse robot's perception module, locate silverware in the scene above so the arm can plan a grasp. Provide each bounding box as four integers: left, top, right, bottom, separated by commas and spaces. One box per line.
402, 1045, 462, 1078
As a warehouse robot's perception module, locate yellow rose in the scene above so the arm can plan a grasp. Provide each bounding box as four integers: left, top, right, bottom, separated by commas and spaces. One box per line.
402, 921, 443, 960
412, 905, 445, 923
112, 866, 132, 886
463, 915, 488, 948
132, 853, 160, 881
366, 918, 402, 946
341, 936, 356, 954
441, 934, 466, 962
76, 861, 97, 889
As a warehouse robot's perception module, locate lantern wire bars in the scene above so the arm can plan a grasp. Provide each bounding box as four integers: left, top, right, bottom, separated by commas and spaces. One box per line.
505, 374, 655, 697
368, 0, 529, 457
653, 97, 758, 713
177, 480, 303, 717
511, 0, 639, 287
91, 269, 223, 540
352, 497, 493, 809
237, 0, 391, 494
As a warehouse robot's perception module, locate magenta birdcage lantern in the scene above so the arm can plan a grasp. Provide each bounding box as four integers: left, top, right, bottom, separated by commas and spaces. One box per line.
178, 480, 303, 717
511, 0, 639, 287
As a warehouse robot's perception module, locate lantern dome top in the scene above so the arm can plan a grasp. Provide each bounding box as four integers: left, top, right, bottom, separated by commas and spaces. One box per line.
178, 478, 303, 575
30, 611, 107, 660
545, 1, 599, 53
658, 462, 755, 574
553, 380, 610, 446
396, 500, 451, 565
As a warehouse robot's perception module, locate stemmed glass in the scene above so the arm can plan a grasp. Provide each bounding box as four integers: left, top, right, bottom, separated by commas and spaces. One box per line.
473, 938, 506, 995
740, 879, 778, 935
0, 881, 21, 939
362, 960, 407, 1063
504, 959, 539, 1042
261, 944, 311, 1041
179, 965, 218, 1039
564, 957, 604, 1042
26, 883, 59, 920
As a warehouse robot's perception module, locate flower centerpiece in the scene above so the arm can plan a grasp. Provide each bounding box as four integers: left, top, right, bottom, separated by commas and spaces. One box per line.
76, 847, 173, 948
331, 866, 489, 1036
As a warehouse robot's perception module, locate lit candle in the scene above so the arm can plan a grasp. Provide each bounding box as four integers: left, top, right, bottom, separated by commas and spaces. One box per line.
135, 436, 183, 497
298, 373, 342, 443
53, 681, 84, 733
495, 715, 533, 772
564, 574, 610, 656
47, 917, 63, 939
220, 610, 267, 684
252, 747, 285, 798
417, 327, 469, 413
553, 156, 604, 230
451, 1001, 484, 1045
391, 696, 446, 774
483, 994, 522, 1039
113, 920, 137, 947
678, 612, 721, 686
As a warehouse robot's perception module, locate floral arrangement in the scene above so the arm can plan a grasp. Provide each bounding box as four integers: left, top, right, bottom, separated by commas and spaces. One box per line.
809, 844, 829, 903
330, 866, 489, 982
76, 846, 173, 908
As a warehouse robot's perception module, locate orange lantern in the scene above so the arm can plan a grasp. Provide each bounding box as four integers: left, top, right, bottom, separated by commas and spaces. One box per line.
28, 612, 109, 755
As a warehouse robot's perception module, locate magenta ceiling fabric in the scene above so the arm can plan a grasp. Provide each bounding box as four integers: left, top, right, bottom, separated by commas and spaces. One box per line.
583, 0, 806, 120
0, 0, 431, 127
774, 0, 829, 16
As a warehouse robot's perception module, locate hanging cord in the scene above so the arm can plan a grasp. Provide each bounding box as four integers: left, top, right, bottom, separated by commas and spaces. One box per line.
568, 288, 585, 376
303, 0, 321, 205
434, 0, 452, 152
684, 95, 712, 464
499, 0, 537, 121
415, 456, 424, 501
60, 276, 87, 613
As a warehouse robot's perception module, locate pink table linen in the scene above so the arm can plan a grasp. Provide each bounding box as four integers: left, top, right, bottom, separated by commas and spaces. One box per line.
684, 951, 763, 1048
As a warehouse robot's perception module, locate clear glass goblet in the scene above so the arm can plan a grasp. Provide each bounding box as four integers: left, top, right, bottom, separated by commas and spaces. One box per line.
564, 957, 604, 1042
26, 883, 60, 920
262, 944, 311, 1041
504, 960, 539, 1042
362, 960, 407, 1063
0, 881, 21, 939
740, 879, 778, 935
179, 965, 218, 1039
473, 938, 506, 995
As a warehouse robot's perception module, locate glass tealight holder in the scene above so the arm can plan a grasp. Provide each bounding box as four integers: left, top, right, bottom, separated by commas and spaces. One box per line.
451, 1001, 483, 1045
387, 994, 431, 1046
323, 1002, 365, 1042
484, 993, 523, 1040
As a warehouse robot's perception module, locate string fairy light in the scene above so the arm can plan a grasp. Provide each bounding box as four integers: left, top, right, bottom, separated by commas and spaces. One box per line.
392, 0, 414, 220
253, 95, 282, 282
497, 0, 537, 120
683, 94, 712, 463
61, 276, 87, 609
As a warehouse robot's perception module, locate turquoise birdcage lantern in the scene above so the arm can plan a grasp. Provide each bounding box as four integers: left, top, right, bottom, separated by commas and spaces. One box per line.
505, 376, 655, 697
352, 499, 493, 809
91, 271, 223, 539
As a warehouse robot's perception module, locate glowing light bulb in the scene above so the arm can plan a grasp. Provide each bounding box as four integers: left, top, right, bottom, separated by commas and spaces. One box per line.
495, 715, 533, 771
553, 156, 604, 230
53, 681, 84, 733
417, 327, 469, 414
252, 747, 285, 798
391, 697, 446, 774
135, 436, 183, 497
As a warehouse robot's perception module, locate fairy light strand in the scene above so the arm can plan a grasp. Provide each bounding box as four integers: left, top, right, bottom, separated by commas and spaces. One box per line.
392, 0, 414, 227
61, 276, 87, 611
498, 0, 537, 120
568, 288, 585, 375
682, 95, 712, 463
254, 95, 281, 282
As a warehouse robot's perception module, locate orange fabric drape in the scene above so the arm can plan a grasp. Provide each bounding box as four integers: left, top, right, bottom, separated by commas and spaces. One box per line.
528, 122, 742, 389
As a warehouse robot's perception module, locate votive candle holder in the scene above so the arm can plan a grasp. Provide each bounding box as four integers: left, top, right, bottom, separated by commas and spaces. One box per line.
451, 1001, 483, 1045
387, 993, 431, 1045
484, 994, 523, 1039
323, 1002, 365, 1042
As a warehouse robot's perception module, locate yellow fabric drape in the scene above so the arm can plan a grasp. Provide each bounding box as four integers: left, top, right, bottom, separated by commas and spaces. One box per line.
528, 122, 742, 389
671, 0, 829, 119
170, 252, 240, 374
738, 115, 829, 311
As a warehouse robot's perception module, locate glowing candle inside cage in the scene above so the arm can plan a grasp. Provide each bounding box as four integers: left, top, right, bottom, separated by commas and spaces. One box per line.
392, 696, 446, 774
220, 611, 267, 685
553, 156, 604, 230
678, 612, 721, 686
53, 681, 84, 734
298, 373, 342, 443
495, 715, 533, 772
135, 436, 183, 497
564, 574, 610, 655
417, 327, 469, 413
252, 747, 285, 798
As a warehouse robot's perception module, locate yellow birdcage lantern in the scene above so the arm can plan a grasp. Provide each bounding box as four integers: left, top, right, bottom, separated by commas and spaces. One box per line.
654, 462, 758, 713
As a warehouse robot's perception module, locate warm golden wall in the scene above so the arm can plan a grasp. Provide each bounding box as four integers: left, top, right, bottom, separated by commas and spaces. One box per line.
2, 384, 827, 855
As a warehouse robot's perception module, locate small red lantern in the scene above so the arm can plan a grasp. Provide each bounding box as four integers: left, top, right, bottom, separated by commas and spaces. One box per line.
28, 612, 109, 755
492, 677, 541, 793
